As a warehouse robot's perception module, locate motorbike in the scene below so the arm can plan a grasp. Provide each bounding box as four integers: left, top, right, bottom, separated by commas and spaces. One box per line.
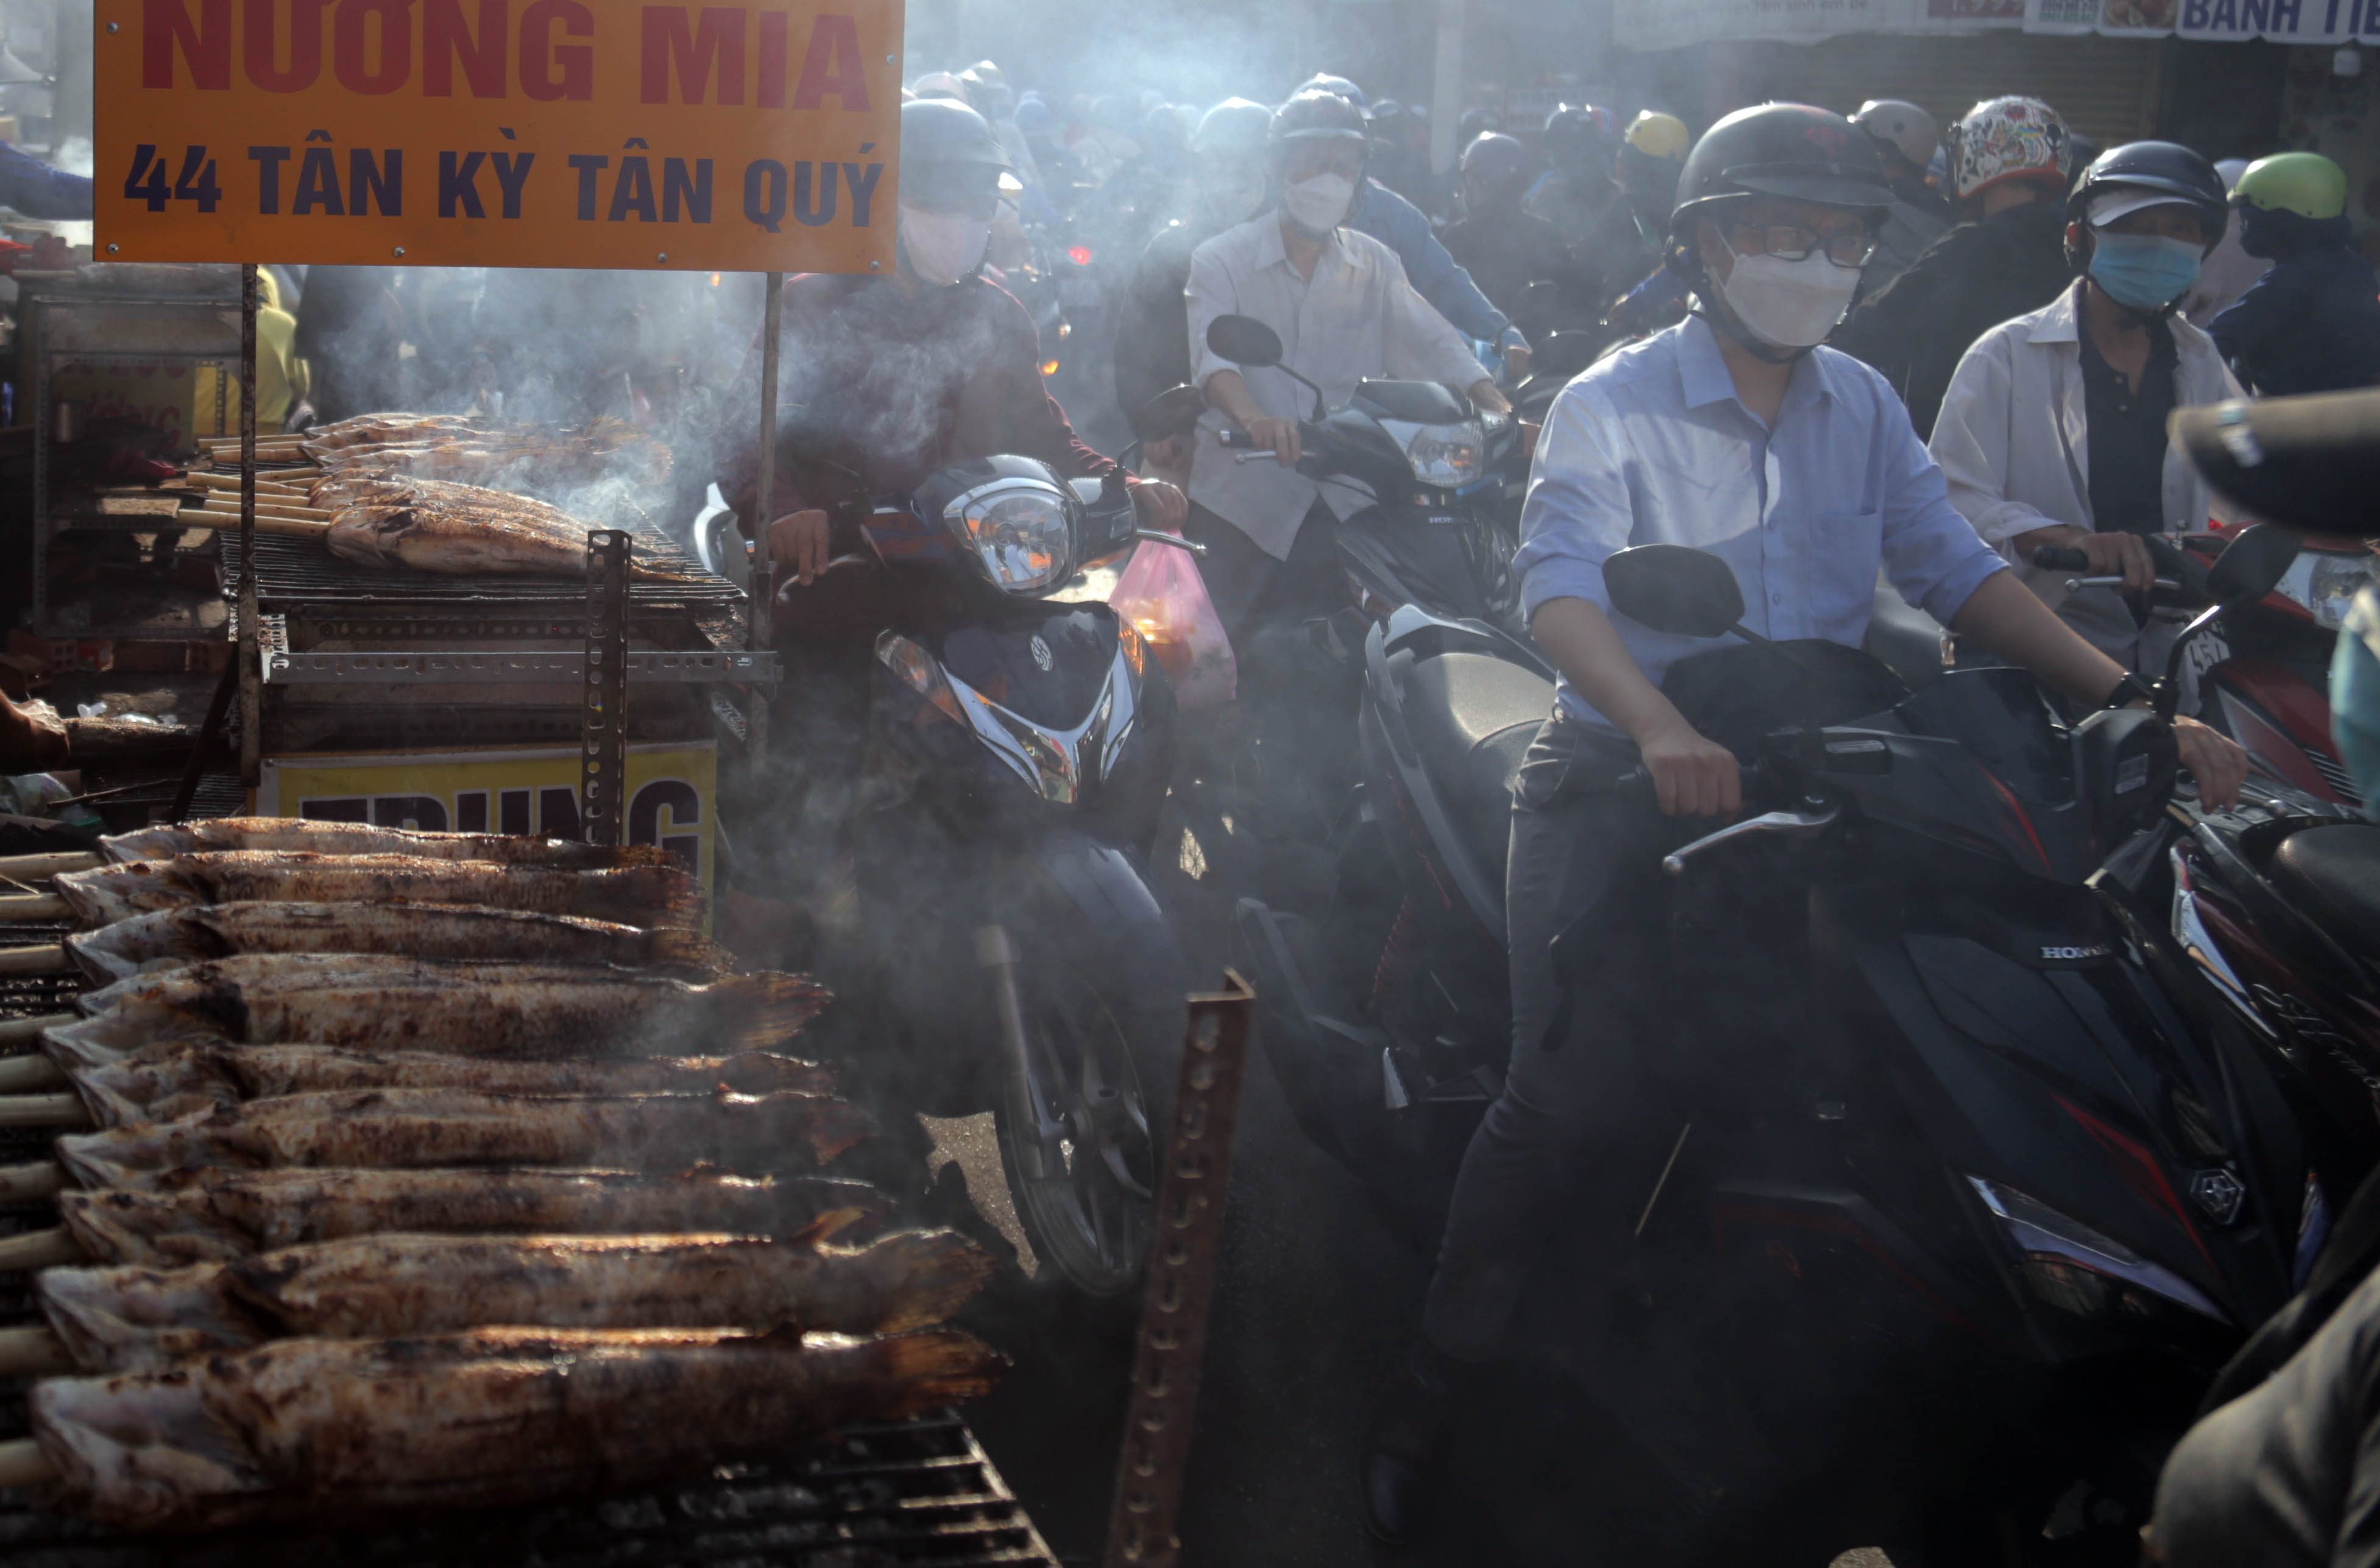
768, 453, 1200, 1296
1236, 528, 2310, 1556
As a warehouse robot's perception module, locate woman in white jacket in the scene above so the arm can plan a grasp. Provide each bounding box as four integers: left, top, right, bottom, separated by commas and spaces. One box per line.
1930, 141, 2243, 679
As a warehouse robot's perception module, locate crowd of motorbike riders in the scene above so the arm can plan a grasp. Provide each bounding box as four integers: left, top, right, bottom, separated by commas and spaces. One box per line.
718, 60, 2380, 1565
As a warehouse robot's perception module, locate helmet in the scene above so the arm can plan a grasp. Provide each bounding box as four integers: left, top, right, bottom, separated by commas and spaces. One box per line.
1271, 89, 1370, 148
2214, 157, 2250, 191
2234, 151, 2349, 221
1623, 110, 1691, 163
2065, 141, 2228, 265
1542, 103, 1619, 169
1457, 106, 1503, 145
911, 70, 968, 103
1670, 101, 1895, 240
1370, 97, 1404, 125
956, 60, 1011, 118
1946, 96, 2070, 200
1294, 73, 1367, 108
899, 97, 1012, 208
1459, 130, 1531, 204
1851, 99, 1938, 171
1194, 97, 1273, 157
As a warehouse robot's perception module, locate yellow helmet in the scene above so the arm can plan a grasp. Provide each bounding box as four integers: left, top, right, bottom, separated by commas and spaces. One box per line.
1624, 111, 1690, 163
2234, 151, 2349, 221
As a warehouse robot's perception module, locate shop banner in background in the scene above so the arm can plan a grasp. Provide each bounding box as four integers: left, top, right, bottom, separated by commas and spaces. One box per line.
2025, 0, 2380, 39
1615, 0, 2021, 51
94, 0, 902, 270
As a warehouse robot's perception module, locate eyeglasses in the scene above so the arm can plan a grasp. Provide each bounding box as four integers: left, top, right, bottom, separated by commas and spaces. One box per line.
1725, 224, 1878, 269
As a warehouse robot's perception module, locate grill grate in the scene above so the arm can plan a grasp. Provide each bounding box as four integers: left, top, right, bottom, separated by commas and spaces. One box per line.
224, 534, 747, 611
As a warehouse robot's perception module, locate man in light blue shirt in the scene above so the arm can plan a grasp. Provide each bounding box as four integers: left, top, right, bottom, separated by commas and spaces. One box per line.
1362, 101, 2249, 1546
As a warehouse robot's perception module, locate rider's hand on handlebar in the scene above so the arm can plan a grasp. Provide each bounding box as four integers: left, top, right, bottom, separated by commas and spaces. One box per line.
1502, 343, 1532, 381
2173, 716, 2248, 812
768, 509, 832, 587
1130, 477, 1188, 533
1640, 718, 1741, 819
1245, 415, 1302, 467
2078, 530, 2161, 595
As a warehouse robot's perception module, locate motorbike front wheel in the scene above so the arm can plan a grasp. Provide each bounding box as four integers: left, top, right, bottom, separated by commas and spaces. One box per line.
992, 938, 1182, 1297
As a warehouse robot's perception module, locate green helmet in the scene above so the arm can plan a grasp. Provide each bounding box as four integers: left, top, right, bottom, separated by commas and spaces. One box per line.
2234, 151, 2348, 222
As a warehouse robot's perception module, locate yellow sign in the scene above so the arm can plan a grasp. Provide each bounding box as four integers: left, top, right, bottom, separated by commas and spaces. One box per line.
95, 0, 901, 271
51, 356, 238, 442
255, 740, 718, 895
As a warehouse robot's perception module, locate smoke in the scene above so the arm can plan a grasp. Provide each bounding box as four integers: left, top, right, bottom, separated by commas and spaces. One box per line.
52, 135, 90, 177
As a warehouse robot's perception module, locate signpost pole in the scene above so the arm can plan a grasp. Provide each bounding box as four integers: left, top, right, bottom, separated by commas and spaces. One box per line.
235, 262, 260, 789
747, 272, 784, 765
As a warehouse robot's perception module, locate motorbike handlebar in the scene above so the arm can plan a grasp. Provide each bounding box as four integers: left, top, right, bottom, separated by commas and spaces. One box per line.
1217, 428, 1255, 449
2030, 545, 2091, 571
1606, 764, 1761, 809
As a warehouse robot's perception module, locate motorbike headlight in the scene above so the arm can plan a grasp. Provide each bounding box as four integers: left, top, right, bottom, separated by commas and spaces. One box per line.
1379, 419, 1487, 489
942, 478, 1076, 595
2291, 552, 2380, 631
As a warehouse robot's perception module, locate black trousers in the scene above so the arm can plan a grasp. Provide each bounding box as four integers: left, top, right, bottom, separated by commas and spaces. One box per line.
1422, 711, 1670, 1361
1181, 498, 1346, 657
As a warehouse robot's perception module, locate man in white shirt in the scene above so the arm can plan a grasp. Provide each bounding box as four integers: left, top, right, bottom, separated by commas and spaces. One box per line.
1183, 89, 1508, 641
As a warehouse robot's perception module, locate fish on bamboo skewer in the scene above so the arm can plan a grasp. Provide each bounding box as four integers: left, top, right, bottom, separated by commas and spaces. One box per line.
300, 411, 671, 483
57, 1168, 894, 1266
44, 1040, 833, 1126
11, 1324, 997, 1532
47, 955, 824, 1059
51, 1086, 876, 1192
63, 901, 731, 984
97, 816, 677, 870
23, 1228, 994, 1375
54, 852, 703, 929
313, 474, 701, 582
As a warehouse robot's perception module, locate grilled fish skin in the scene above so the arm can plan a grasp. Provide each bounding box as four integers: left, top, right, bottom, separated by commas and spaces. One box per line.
319, 475, 700, 582
65, 903, 729, 985
37, 1229, 994, 1372
52, 955, 825, 1059
32, 1325, 999, 1531
302, 413, 671, 484
66, 1042, 835, 1126
54, 1088, 877, 1191
101, 818, 673, 870
56, 853, 703, 929
58, 1170, 893, 1266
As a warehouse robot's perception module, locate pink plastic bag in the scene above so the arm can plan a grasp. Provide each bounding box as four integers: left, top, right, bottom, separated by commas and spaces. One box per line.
1108, 537, 1237, 710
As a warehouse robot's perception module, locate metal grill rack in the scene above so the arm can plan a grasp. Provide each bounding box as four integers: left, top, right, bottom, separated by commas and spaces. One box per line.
224, 533, 746, 614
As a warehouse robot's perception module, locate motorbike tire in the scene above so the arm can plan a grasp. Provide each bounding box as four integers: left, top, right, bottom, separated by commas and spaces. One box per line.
990, 909, 1186, 1297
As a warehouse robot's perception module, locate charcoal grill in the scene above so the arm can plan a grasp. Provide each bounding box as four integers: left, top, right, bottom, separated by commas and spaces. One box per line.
224, 533, 748, 615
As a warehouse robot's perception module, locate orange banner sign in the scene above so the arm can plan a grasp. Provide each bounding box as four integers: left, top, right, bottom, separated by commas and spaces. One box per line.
94, 0, 902, 271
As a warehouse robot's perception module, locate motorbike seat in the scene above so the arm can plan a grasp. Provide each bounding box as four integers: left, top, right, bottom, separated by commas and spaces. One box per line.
2272, 823, 2380, 955
1398, 650, 1556, 877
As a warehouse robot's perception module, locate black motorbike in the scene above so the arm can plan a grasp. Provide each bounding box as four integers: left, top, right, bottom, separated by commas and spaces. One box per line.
1236, 531, 2308, 1556
776, 455, 1199, 1296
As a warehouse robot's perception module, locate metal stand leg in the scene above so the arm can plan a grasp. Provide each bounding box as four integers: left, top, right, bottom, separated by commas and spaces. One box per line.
235, 263, 260, 787
581, 530, 631, 846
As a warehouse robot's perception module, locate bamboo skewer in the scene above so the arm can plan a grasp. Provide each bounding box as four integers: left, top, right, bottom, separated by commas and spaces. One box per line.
0, 897, 70, 921
0, 948, 67, 976
0, 1163, 62, 1202
0, 1327, 76, 1377
0, 1096, 86, 1131
179, 498, 333, 522
0, 1226, 80, 1269
0, 1057, 65, 1093
0, 855, 98, 882
188, 471, 308, 497
0, 1019, 70, 1049
0, 1438, 58, 1489
175, 511, 333, 540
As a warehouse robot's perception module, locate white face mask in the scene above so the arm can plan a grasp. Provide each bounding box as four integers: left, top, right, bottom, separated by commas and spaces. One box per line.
1713, 238, 1863, 352
1201, 166, 1270, 228
1283, 172, 1356, 235
899, 204, 991, 287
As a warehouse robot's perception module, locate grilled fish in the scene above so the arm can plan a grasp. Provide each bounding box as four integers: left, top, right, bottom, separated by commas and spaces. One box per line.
318, 474, 699, 581
101, 817, 673, 869
65, 902, 729, 984
32, 1325, 999, 1531
54, 1087, 876, 1190
38, 1229, 994, 1372
303, 412, 671, 484
66, 1042, 834, 1126
59, 1169, 893, 1266
56, 853, 703, 929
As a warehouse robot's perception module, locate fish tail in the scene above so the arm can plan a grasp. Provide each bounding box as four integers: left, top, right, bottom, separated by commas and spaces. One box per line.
806, 1098, 879, 1164
865, 1329, 1007, 1413
646, 928, 735, 976
865, 1231, 999, 1332
714, 973, 832, 1051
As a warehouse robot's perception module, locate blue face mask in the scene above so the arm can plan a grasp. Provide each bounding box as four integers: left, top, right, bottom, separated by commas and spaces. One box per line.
2334, 586, 2380, 820
2088, 232, 2204, 311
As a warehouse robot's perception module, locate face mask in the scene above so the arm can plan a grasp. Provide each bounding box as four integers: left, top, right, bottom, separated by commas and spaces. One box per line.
899, 204, 990, 287
1200, 168, 1269, 228
1284, 172, 1356, 235
2334, 587, 2380, 821
2088, 232, 2203, 311
1714, 238, 1863, 352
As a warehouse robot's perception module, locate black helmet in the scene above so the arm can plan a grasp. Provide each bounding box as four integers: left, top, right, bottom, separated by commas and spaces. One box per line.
1670, 102, 1895, 241
1541, 104, 1617, 170
1294, 73, 1367, 109
1271, 89, 1369, 149
1459, 130, 1531, 207
2064, 140, 2228, 269
900, 98, 1012, 210
1193, 97, 1273, 158
1457, 106, 1503, 144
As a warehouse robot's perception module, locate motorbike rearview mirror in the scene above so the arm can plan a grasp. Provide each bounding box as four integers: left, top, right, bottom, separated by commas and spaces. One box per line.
1205, 314, 1284, 369
1130, 383, 1207, 442
1603, 544, 1758, 641
1206, 313, 1328, 420
2206, 522, 2300, 606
